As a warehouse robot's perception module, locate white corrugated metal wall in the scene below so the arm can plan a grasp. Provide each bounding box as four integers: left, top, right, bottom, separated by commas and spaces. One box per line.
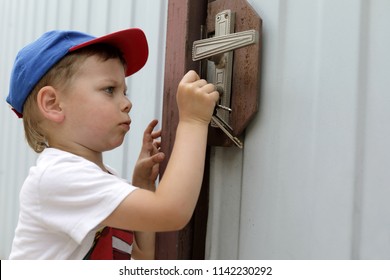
0, 0, 167, 259
206, 0, 390, 259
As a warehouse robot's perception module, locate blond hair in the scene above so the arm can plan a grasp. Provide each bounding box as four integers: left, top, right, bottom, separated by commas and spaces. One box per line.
22, 44, 126, 153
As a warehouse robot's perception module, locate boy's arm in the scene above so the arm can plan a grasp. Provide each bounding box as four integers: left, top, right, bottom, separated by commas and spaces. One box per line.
132, 227, 155, 259
102, 70, 219, 232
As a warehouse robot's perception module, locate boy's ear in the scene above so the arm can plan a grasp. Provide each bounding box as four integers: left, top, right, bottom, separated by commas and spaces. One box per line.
37, 86, 65, 123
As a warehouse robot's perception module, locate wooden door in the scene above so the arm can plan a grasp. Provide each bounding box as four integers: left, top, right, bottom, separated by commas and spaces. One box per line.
155, 0, 209, 260
155, 0, 261, 259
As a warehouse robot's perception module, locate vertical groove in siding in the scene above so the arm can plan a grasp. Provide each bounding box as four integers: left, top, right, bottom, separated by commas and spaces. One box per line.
350, 0, 370, 260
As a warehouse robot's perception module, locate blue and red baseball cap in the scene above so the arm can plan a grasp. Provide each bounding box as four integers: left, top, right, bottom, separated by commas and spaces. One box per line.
6, 28, 148, 117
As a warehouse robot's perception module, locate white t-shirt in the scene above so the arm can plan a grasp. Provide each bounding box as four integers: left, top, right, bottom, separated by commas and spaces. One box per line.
9, 148, 137, 260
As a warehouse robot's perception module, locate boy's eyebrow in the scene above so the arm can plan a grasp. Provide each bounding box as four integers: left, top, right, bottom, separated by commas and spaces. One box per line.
102, 78, 127, 88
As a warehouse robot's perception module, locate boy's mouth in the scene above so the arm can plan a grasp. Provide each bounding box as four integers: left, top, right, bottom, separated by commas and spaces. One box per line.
120, 121, 131, 131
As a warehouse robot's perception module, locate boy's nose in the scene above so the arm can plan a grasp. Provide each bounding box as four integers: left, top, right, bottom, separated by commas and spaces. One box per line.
122, 96, 132, 113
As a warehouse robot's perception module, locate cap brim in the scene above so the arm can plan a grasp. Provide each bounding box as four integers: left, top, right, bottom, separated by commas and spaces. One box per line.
69, 28, 148, 77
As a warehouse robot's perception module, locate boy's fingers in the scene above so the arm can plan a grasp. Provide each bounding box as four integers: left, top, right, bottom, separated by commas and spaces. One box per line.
142, 120, 161, 145
153, 152, 165, 163
201, 83, 218, 94
144, 119, 159, 135
146, 152, 165, 167
151, 129, 162, 139
181, 70, 200, 83
153, 140, 161, 149
137, 152, 165, 171
192, 79, 207, 88
208, 89, 220, 103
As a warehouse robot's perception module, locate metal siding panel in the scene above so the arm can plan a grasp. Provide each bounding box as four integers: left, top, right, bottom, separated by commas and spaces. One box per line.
0, 0, 38, 259
87, 0, 110, 34
207, 0, 390, 259
239, 0, 360, 259
358, 0, 390, 259
70, 0, 90, 31
0, 0, 167, 259
206, 147, 243, 259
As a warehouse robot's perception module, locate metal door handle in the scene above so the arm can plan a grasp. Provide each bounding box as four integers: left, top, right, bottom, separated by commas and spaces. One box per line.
192, 29, 257, 61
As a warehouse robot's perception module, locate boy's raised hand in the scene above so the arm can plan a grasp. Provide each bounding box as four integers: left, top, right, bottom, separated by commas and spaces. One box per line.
176, 70, 220, 125
132, 119, 165, 191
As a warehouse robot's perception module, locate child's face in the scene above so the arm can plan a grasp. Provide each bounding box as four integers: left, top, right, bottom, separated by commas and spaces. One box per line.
60, 55, 132, 152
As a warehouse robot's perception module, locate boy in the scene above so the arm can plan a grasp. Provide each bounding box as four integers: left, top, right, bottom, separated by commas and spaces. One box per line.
6, 28, 219, 259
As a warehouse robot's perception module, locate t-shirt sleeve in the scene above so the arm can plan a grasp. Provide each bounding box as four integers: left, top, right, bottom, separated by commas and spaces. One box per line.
37, 154, 137, 244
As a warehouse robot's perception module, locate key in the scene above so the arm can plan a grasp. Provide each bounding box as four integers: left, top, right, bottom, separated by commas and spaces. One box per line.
216, 104, 232, 112
211, 115, 244, 149
211, 87, 243, 148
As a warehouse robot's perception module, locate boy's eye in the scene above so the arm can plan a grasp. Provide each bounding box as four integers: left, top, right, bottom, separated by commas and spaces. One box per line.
104, 87, 115, 94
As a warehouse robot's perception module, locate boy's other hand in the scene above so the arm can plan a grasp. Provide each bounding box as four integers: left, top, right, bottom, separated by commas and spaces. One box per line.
132, 119, 165, 191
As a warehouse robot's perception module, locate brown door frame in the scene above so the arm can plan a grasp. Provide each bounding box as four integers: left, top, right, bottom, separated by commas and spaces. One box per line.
155, 0, 210, 259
